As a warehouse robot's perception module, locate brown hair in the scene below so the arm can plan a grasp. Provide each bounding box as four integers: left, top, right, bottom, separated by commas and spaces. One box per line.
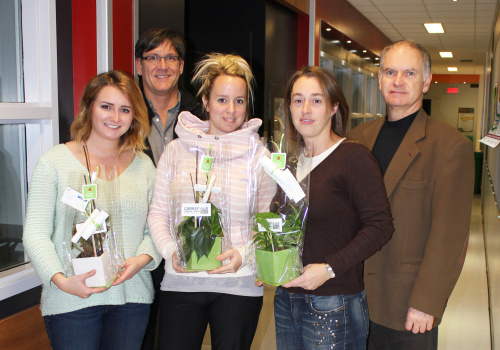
70, 70, 150, 153
284, 66, 349, 143
191, 53, 254, 118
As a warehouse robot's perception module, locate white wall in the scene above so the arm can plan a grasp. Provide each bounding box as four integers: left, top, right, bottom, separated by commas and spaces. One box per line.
425, 83, 480, 142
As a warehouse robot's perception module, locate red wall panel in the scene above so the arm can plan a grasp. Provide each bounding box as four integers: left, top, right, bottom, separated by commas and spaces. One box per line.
297, 13, 309, 69
72, 0, 97, 117
113, 0, 135, 75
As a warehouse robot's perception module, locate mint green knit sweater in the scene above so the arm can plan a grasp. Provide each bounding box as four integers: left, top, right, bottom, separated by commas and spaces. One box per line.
23, 144, 161, 316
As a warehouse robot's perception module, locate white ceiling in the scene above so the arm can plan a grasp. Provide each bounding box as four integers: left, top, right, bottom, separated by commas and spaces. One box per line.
346, 0, 499, 75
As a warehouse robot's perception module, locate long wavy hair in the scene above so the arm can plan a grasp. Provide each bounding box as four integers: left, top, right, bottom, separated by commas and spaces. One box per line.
70, 70, 150, 153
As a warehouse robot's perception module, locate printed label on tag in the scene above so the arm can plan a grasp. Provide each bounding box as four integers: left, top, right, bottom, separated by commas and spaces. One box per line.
82, 184, 97, 200
75, 220, 107, 239
61, 187, 88, 212
200, 156, 214, 171
258, 218, 283, 232
271, 153, 286, 170
181, 203, 211, 217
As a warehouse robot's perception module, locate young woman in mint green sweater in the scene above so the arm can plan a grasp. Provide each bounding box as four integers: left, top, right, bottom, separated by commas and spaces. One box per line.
23, 71, 161, 350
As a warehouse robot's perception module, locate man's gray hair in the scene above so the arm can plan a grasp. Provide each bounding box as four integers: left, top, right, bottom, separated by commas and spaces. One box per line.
379, 39, 432, 80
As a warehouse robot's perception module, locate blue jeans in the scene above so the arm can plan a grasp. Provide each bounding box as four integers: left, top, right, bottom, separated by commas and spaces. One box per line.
44, 303, 150, 350
274, 288, 369, 350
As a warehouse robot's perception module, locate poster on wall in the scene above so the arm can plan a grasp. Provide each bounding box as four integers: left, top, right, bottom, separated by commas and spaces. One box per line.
480, 82, 500, 148
458, 108, 474, 132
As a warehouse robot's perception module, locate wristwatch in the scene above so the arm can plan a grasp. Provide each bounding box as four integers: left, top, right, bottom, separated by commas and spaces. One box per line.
324, 264, 335, 278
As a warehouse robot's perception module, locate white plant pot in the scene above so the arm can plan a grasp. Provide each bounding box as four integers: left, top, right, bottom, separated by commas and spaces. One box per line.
72, 250, 113, 287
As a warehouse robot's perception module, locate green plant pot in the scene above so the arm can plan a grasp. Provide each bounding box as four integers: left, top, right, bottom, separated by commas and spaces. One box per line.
255, 248, 300, 286
187, 237, 222, 272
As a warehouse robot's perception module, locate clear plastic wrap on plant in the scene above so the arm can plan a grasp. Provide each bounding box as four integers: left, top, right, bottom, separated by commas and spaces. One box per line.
164, 132, 267, 272
62, 165, 124, 287
253, 139, 312, 286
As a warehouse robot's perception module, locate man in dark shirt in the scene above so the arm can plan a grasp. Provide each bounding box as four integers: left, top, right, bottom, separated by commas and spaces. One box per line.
135, 27, 202, 166
349, 39, 474, 350
135, 28, 202, 350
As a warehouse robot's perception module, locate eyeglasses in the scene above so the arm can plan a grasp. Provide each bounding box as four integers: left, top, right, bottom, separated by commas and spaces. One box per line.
141, 55, 181, 65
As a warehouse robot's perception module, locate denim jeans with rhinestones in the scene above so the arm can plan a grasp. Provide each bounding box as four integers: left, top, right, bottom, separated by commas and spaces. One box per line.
274, 287, 369, 350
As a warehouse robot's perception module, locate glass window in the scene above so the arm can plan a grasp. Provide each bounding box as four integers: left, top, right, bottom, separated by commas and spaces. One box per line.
0, 124, 27, 272
0, 0, 24, 102
0, 0, 58, 300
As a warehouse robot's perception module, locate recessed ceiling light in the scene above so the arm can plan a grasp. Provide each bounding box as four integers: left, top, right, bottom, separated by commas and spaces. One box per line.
424, 23, 444, 33
448, 67, 458, 71
440, 52, 453, 58
346, 40, 352, 44
363, 50, 367, 53
375, 57, 379, 61
350, 50, 357, 53
332, 40, 341, 44
326, 28, 331, 31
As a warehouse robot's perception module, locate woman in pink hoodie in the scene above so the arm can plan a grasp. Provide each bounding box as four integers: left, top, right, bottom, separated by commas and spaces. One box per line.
147, 53, 276, 350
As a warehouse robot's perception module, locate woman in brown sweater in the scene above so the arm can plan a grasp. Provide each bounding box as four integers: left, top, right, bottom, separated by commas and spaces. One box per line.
274, 66, 394, 350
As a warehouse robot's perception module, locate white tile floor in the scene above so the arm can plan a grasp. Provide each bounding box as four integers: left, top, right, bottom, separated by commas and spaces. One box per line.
202, 195, 491, 350
438, 195, 491, 350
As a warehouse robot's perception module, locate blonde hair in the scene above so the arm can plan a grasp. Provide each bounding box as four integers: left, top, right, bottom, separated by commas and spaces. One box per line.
70, 71, 150, 154
191, 53, 254, 118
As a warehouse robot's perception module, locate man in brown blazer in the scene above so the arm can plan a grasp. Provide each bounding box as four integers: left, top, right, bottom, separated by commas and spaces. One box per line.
349, 40, 474, 349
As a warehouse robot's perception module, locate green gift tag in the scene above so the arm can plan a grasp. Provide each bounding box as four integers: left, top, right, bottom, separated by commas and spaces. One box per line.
271, 153, 286, 170
82, 184, 97, 200
200, 156, 214, 171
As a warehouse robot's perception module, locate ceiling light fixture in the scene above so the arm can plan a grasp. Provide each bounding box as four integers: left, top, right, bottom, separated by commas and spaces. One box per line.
326, 28, 331, 31
424, 23, 444, 33
346, 40, 352, 44
448, 67, 458, 71
439, 52, 453, 58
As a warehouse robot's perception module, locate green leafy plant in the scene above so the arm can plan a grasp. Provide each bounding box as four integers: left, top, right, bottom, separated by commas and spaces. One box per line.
252, 205, 304, 252
177, 202, 223, 261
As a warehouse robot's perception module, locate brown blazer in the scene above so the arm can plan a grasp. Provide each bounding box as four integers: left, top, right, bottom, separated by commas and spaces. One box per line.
349, 109, 474, 331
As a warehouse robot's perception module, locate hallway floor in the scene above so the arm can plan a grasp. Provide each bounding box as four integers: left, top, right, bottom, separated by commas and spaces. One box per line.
202, 195, 491, 349
438, 194, 490, 350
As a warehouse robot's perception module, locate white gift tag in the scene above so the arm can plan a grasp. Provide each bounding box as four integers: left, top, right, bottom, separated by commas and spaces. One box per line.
61, 187, 88, 212
181, 203, 211, 217
258, 218, 283, 233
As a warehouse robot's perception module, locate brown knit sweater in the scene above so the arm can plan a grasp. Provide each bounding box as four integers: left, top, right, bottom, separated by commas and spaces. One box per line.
287, 140, 394, 296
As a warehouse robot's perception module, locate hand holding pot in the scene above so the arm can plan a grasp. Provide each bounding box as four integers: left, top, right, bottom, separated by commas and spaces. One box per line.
172, 252, 188, 273
51, 271, 108, 298
282, 263, 331, 290
207, 248, 242, 274
113, 254, 153, 286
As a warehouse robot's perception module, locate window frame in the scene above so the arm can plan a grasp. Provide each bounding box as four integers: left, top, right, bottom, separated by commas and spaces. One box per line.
0, 0, 58, 300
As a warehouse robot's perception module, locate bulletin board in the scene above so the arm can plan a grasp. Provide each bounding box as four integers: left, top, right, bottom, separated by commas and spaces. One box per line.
458, 107, 474, 132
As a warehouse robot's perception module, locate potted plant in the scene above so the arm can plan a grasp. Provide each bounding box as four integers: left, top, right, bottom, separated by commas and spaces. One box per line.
66, 170, 121, 288
172, 168, 225, 272
252, 204, 306, 286
177, 200, 223, 271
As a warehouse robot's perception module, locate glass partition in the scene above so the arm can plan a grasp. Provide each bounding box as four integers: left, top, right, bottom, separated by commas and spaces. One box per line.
0, 0, 24, 102
0, 124, 27, 271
